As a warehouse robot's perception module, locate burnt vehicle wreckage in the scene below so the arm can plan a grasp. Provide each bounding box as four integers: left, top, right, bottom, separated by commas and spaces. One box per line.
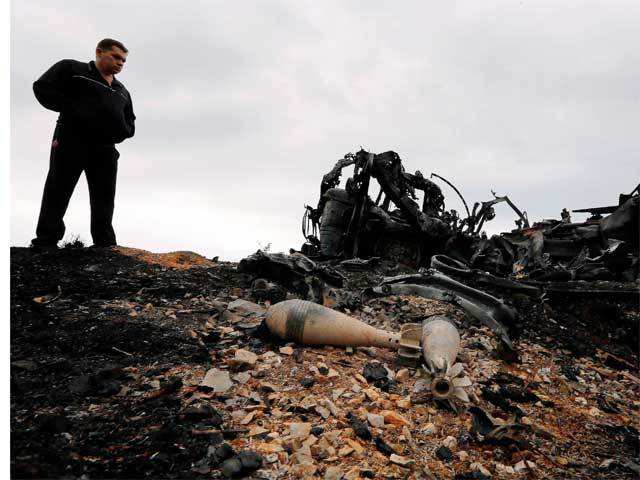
300, 149, 638, 280
242, 149, 639, 355
300, 148, 533, 268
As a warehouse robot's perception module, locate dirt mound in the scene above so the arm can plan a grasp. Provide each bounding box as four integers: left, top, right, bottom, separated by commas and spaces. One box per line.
115, 246, 215, 269
10, 247, 639, 479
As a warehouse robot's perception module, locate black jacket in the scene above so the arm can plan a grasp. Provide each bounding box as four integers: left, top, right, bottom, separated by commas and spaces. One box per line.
33, 59, 136, 145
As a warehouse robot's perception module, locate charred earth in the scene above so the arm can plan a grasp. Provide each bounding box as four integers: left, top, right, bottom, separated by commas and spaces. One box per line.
10, 243, 639, 479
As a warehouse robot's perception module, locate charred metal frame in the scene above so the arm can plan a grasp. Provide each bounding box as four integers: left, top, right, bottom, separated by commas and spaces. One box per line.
302, 149, 529, 266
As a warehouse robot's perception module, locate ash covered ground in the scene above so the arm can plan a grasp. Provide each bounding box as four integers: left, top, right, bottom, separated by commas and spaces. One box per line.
10, 245, 639, 479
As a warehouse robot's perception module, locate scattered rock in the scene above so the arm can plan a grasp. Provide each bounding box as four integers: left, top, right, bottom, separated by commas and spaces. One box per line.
363, 388, 380, 402
315, 405, 331, 419
237, 450, 262, 469
10, 246, 637, 480
513, 460, 527, 472
338, 446, 354, 457
233, 371, 252, 384
421, 423, 436, 435
209, 443, 235, 466
219, 457, 243, 477
390, 454, 414, 467
300, 377, 316, 388
381, 410, 411, 427
348, 414, 372, 440
346, 438, 365, 455
373, 436, 395, 456
201, 369, 233, 393
220, 450, 263, 478
227, 299, 266, 316
324, 466, 344, 480
248, 426, 268, 436
367, 413, 385, 428
240, 411, 257, 425
442, 435, 458, 450
362, 362, 388, 382
470, 462, 492, 477
327, 368, 340, 378
436, 445, 453, 462
322, 399, 340, 417
181, 405, 223, 425
227, 349, 258, 370
317, 362, 329, 375
290, 422, 312, 439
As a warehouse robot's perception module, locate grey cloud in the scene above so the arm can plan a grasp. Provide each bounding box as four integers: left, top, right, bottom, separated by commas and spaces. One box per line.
11, 0, 640, 259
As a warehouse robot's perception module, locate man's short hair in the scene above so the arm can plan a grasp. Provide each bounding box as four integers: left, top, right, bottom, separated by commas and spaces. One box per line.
97, 38, 128, 53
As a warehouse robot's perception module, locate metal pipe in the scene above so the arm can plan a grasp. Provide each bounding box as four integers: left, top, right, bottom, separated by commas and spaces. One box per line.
373, 269, 516, 351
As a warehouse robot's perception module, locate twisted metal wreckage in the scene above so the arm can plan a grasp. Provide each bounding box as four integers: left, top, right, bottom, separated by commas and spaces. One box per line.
239, 149, 639, 408
300, 149, 638, 278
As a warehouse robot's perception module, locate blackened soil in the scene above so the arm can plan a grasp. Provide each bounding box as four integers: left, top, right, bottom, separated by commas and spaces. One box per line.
10, 246, 639, 479
11, 247, 249, 479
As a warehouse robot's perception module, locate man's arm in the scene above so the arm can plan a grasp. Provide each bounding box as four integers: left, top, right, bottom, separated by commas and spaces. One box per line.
124, 93, 136, 138
33, 60, 74, 112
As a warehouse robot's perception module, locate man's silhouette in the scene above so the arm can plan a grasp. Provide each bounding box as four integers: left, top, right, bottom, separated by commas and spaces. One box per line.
31, 38, 135, 248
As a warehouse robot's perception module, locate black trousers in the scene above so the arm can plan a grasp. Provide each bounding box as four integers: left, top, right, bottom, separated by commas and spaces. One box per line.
33, 129, 120, 247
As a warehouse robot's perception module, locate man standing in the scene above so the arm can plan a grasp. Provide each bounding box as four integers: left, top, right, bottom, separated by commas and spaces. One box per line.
31, 38, 135, 248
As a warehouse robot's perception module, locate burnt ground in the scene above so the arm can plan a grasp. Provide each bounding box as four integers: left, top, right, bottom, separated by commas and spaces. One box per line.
10, 246, 640, 479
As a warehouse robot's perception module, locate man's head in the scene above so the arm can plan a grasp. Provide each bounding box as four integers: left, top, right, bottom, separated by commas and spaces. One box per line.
95, 38, 128, 75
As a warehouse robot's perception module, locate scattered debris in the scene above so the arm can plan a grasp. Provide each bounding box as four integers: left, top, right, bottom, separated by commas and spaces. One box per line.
10, 170, 639, 480
201, 368, 233, 392
238, 250, 344, 303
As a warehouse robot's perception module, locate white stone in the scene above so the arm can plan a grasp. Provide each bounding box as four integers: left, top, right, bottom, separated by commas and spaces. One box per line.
367, 413, 385, 428
290, 422, 312, 439
201, 368, 233, 392
315, 405, 331, 419
233, 371, 252, 384
324, 466, 343, 480
228, 349, 258, 369
514, 460, 527, 472
442, 436, 457, 450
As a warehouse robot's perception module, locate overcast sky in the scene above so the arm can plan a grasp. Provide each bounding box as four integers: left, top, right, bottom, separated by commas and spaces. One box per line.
10, 0, 640, 260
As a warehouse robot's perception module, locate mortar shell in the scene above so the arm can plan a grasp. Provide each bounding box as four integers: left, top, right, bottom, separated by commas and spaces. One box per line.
421, 315, 461, 372
265, 299, 401, 349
